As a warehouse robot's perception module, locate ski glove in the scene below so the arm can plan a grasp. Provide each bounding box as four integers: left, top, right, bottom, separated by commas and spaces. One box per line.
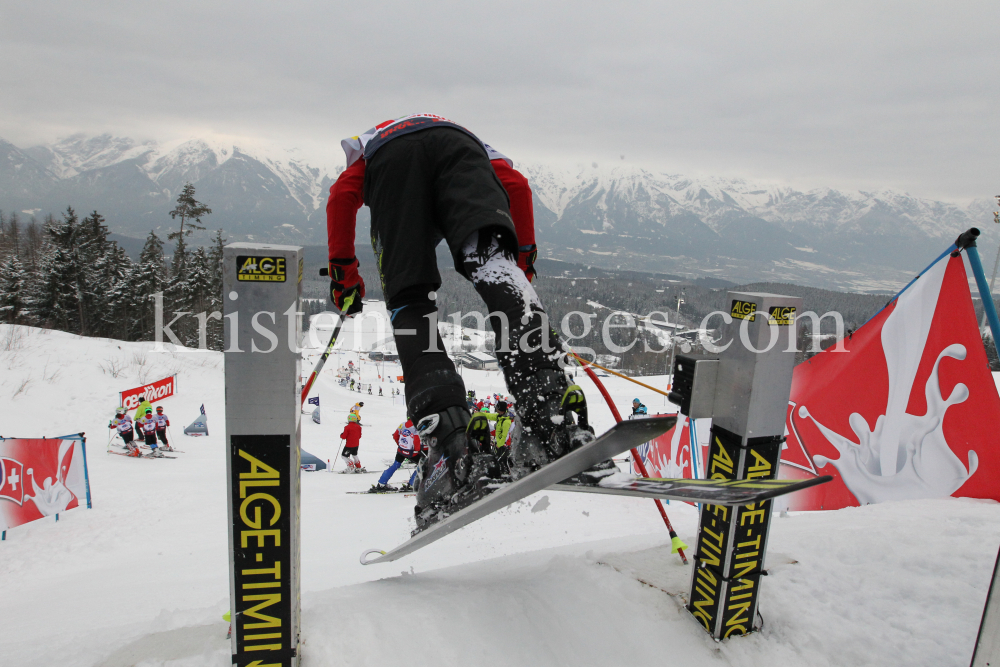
518, 244, 538, 283
329, 257, 365, 316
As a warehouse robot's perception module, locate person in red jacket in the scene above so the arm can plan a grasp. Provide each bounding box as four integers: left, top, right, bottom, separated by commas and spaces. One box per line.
326, 114, 599, 529
339, 413, 364, 473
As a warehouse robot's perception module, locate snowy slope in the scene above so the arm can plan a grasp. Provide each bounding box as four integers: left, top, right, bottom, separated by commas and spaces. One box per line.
1, 323, 998, 667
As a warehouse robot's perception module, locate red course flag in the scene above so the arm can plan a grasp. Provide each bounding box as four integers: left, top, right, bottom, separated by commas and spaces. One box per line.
778, 253, 1000, 511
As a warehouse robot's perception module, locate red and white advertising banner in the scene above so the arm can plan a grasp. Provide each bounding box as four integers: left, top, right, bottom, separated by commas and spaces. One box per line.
0, 437, 91, 531
120, 375, 177, 411
639, 416, 711, 480
777, 253, 1000, 511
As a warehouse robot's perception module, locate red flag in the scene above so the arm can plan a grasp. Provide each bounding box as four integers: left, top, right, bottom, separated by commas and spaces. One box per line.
778, 254, 1000, 510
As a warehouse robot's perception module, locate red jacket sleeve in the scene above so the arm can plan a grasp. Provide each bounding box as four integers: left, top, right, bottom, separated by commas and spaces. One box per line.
490, 159, 535, 249
326, 159, 366, 261
393, 429, 400, 444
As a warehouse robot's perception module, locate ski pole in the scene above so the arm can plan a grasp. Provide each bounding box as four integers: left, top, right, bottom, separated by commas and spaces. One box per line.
300, 290, 356, 407
330, 440, 345, 473
570, 351, 689, 565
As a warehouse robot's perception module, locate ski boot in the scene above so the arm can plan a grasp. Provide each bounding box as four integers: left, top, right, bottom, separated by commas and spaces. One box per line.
412, 406, 497, 533
510, 369, 608, 480
369, 483, 396, 493
399, 482, 414, 492
148, 448, 164, 458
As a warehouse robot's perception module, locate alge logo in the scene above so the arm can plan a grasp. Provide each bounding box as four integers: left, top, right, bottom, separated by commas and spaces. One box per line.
731, 300, 756, 321
237, 255, 286, 282
767, 306, 795, 326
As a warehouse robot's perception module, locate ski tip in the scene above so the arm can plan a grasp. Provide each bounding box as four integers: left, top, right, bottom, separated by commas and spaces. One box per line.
360, 548, 387, 566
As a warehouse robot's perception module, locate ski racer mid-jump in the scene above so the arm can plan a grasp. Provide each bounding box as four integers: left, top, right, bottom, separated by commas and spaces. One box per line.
325, 113, 605, 529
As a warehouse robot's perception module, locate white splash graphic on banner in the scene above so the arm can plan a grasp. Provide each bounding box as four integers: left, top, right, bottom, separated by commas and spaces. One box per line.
801, 258, 978, 504
24, 440, 77, 516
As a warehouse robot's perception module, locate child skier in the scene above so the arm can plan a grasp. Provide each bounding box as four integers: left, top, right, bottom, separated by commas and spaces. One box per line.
154, 405, 172, 452
136, 408, 163, 457
109, 407, 139, 456
632, 399, 648, 416
339, 413, 364, 472
326, 113, 604, 529
350, 401, 364, 420
372, 420, 423, 493
485, 400, 515, 475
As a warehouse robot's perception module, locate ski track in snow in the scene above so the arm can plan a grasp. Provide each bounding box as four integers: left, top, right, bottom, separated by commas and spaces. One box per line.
0, 322, 998, 666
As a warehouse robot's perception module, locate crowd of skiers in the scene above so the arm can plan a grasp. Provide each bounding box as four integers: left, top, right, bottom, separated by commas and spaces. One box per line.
329, 393, 518, 493
108, 405, 174, 457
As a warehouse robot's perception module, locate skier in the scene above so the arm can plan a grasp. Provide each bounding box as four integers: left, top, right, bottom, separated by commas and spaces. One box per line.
108, 407, 139, 456
326, 113, 602, 529
371, 420, 423, 493
485, 400, 514, 475
378, 386, 383, 396
153, 405, 173, 452
632, 399, 648, 416
136, 408, 163, 457
350, 378, 356, 391
339, 413, 364, 472
350, 401, 364, 421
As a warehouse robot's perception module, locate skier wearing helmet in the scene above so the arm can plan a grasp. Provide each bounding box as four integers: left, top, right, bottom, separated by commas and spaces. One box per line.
339, 413, 364, 472
326, 113, 608, 530
136, 408, 163, 457
109, 407, 138, 455
153, 405, 172, 452
371, 419, 423, 493
632, 399, 648, 416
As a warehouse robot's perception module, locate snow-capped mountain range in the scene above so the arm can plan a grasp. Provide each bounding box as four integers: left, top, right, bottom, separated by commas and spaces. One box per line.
1, 133, 994, 290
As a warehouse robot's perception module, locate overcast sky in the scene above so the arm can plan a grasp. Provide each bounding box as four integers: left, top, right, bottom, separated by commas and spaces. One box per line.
1, 1, 997, 202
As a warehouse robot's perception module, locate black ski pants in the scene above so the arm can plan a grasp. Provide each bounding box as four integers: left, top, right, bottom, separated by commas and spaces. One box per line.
364, 128, 541, 421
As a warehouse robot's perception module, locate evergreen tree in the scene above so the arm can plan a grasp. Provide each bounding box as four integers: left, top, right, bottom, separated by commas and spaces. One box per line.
166, 184, 212, 345
116, 231, 165, 341
168, 183, 212, 241
34, 208, 87, 333
77, 210, 129, 338
0, 255, 32, 324
205, 229, 228, 349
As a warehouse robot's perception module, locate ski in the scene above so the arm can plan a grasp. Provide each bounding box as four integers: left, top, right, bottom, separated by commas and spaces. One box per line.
359, 416, 676, 565
107, 451, 177, 460
110, 444, 184, 454
347, 491, 416, 496
552, 474, 834, 506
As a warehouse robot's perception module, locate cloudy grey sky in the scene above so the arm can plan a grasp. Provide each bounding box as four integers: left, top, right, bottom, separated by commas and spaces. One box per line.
2, 1, 998, 202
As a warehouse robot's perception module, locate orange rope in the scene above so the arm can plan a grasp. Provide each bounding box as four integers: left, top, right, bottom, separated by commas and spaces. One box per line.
571, 353, 672, 399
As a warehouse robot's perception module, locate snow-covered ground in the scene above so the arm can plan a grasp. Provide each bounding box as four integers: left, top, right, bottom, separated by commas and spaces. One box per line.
0, 322, 998, 666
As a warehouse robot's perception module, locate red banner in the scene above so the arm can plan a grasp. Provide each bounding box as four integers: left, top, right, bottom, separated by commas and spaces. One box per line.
639, 416, 710, 481
777, 254, 1000, 511
120, 375, 177, 410
0, 437, 91, 531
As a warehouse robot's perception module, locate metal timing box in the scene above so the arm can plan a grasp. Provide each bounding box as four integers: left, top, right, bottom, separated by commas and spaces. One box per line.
224, 243, 303, 667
